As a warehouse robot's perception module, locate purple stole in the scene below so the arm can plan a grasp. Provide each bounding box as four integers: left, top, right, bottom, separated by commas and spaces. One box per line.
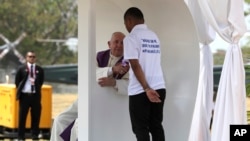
60, 120, 76, 141
96, 49, 127, 79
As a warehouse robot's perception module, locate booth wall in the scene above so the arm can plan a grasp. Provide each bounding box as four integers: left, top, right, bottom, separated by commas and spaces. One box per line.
79, 0, 200, 141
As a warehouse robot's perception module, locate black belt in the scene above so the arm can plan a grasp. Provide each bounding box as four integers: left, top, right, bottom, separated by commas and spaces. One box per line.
22, 92, 35, 95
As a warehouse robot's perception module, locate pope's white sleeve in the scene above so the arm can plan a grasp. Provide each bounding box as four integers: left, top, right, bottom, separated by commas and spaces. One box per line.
96, 67, 110, 81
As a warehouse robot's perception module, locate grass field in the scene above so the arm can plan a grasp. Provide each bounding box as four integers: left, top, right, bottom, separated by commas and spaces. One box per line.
52, 94, 78, 119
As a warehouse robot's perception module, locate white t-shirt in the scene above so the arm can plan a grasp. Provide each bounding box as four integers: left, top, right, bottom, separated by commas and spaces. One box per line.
124, 24, 166, 96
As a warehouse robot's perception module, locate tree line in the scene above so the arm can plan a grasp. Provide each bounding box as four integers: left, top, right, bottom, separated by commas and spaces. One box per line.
0, 0, 77, 69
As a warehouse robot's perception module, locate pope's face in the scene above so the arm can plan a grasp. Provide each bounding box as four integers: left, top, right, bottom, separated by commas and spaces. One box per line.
108, 32, 125, 57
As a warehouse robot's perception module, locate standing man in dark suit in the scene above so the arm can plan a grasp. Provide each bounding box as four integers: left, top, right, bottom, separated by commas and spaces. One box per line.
15, 51, 44, 141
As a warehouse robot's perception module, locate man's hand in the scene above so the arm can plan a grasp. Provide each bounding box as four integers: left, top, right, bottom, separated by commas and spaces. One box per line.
145, 89, 161, 103
112, 62, 130, 75
98, 77, 116, 87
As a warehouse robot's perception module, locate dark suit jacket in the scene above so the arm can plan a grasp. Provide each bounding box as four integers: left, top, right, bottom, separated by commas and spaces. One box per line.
15, 64, 44, 100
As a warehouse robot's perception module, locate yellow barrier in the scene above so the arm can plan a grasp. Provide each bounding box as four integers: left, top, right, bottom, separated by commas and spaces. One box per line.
0, 84, 52, 129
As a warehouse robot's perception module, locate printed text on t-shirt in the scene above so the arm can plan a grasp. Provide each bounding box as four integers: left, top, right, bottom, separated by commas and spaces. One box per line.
141, 39, 160, 53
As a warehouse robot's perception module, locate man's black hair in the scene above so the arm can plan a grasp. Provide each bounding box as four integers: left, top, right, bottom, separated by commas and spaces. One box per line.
124, 7, 144, 20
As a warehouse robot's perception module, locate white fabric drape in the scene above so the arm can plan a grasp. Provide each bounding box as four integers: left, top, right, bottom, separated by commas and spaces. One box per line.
186, 0, 215, 141
197, 0, 247, 141
188, 45, 214, 141
211, 44, 247, 141
198, 0, 246, 43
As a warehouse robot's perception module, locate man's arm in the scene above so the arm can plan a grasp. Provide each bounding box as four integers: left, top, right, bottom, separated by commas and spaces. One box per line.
39, 66, 44, 86
15, 66, 22, 87
129, 59, 161, 102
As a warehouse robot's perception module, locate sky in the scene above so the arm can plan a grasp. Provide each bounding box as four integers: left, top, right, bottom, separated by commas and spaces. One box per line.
210, 36, 229, 53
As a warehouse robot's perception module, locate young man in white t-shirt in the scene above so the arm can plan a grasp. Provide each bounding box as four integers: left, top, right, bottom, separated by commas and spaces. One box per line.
123, 7, 166, 141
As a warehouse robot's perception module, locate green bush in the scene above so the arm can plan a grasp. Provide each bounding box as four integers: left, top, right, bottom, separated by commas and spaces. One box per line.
246, 84, 250, 97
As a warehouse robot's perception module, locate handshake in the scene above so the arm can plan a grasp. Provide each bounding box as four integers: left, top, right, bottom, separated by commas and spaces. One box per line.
115, 59, 129, 76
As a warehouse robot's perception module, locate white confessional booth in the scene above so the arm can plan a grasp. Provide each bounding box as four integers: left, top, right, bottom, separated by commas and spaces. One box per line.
78, 0, 200, 141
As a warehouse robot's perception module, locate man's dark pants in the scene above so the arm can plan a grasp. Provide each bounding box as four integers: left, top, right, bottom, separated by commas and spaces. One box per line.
129, 89, 166, 141
18, 93, 41, 139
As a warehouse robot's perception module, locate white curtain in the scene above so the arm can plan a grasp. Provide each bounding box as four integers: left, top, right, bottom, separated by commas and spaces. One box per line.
188, 44, 214, 141
197, 0, 247, 141
186, 0, 215, 141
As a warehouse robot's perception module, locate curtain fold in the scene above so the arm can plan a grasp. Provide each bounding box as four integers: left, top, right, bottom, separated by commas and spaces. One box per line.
188, 44, 214, 141
186, 0, 215, 140
210, 44, 247, 141
197, 0, 247, 141
187, 0, 247, 140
